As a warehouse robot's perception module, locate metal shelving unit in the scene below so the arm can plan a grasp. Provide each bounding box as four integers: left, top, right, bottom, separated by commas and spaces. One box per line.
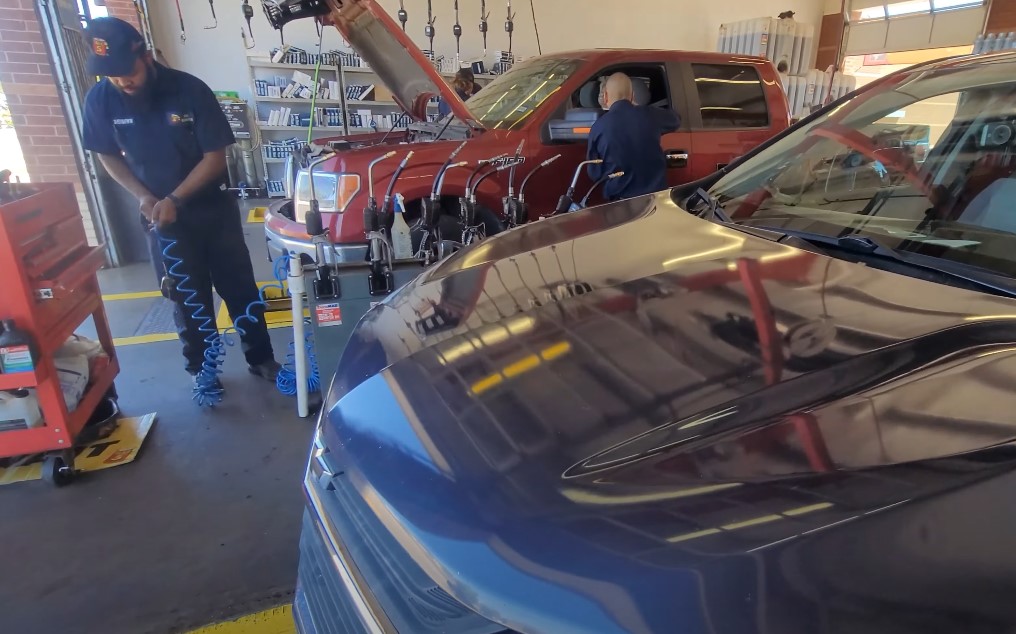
248, 58, 345, 197
246, 54, 493, 196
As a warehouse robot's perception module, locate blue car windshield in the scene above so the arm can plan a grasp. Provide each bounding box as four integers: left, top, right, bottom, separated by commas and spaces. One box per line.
709, 58, 1016, 278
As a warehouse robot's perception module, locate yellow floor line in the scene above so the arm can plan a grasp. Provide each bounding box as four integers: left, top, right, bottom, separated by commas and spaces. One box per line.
247, 206, 268, 223
216, 296, 306, 330
112, 333, 179, 346
185, 604, 295, 634
102, 290, 162, 301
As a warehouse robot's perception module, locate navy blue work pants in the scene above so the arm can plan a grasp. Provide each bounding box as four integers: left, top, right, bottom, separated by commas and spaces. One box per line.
146, 195, 274, 374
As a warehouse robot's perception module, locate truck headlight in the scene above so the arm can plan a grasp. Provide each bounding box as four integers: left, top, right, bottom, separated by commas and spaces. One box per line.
293, 171, 360, 223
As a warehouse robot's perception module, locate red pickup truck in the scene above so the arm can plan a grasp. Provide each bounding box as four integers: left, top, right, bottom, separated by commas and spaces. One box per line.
264, 0, 791, 262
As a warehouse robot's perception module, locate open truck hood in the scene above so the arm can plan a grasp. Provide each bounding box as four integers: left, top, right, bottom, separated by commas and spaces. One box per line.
323, 0, 480, 125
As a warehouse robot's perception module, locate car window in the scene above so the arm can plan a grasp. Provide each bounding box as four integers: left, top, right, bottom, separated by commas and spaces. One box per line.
464, 57, 583, 130
692, 63, 769, 129
568, 65, 673, 110
709, 60, 1016, 277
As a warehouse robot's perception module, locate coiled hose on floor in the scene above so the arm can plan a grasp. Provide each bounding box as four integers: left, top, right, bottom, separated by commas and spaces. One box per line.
157, 232, 226, 407
233, 253, 320, 396
157, 233, 320, 406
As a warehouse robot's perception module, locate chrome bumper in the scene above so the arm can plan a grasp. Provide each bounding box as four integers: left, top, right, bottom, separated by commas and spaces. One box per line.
264, 222, 369, 264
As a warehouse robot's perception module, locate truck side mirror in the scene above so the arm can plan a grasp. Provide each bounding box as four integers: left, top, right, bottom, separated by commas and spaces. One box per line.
547, 109, 601, 143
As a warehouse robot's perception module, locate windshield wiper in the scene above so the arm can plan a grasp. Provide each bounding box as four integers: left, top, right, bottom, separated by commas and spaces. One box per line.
754, 226, 1016, 300
689, 188, 733, 224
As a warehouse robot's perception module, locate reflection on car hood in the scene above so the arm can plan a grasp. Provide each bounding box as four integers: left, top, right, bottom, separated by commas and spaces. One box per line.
325, 190, 1016, 633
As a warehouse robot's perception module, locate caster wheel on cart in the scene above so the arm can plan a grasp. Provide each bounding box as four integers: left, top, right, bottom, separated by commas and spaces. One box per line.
41, 454, 74, 487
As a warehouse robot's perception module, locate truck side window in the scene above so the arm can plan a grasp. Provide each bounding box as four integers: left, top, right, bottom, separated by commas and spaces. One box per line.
692, 64, 769, 129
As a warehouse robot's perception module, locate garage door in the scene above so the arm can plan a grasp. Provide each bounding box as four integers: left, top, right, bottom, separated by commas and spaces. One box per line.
845, 0, 987, 55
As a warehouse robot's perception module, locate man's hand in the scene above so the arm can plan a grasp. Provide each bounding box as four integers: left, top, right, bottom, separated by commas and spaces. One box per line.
153, 197, 178, 227
139, 194, 158, 223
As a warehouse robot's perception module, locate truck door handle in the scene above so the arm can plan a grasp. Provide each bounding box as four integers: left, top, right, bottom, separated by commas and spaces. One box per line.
666, 150, 689, 168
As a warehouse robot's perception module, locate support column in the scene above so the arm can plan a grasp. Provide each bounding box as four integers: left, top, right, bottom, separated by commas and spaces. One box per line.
816, 0, 846, 72
986, 0, 1016, 33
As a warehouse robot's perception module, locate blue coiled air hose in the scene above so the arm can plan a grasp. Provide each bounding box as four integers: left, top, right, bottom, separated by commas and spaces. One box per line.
276, 318, 320, 396
156, 231, 226, 407
157, 234, 320, 405
230, 253, 320, 396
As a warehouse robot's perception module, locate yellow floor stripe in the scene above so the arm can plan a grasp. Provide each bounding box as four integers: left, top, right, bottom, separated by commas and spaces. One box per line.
185, 604, 295, 634
247, 206, 268, 223
102, 290, 162, 301
113, 333, 179, 346
215, 301, 308, 330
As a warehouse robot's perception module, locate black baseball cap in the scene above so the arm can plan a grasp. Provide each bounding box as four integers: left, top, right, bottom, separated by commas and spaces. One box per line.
85, 17, 146, 77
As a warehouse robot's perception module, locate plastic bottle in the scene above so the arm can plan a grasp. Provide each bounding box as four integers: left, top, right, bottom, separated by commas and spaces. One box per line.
391, 194, 414, 260
0, 389, 42, 429
974, 34, 984, 55
0, 320, 38, 374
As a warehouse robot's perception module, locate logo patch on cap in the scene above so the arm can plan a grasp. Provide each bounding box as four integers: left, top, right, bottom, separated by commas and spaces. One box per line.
92, 38, 109, 56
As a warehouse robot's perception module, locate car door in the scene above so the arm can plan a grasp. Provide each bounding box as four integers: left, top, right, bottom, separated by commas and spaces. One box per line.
663, 61, 698, 186
680, 61, 777, 182
536, 59, 691, 211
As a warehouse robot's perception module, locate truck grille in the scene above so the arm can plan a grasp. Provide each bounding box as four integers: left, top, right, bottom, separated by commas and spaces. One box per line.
315, 469, 507, 634
297, 423, 510, 634
296, 511, 370, 634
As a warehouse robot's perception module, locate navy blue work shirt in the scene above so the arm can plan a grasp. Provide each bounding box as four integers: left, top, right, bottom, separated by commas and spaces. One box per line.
587, 100, 680, 201
438, 84, 480, 118
82, 63, 234, 204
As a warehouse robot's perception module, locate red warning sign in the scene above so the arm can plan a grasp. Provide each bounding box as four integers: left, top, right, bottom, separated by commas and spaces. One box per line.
315, 303, 343, 327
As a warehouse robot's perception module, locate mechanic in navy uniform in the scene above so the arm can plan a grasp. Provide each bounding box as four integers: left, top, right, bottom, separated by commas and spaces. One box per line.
80, 17, 280, 389
437, 68, 481, 118
587, 73, 680, 201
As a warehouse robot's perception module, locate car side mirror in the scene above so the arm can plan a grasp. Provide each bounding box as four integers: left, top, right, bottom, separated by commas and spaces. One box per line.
547, 108, 601, 143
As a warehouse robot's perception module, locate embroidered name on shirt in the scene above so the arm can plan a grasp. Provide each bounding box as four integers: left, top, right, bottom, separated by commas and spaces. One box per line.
113, 118, 134, 125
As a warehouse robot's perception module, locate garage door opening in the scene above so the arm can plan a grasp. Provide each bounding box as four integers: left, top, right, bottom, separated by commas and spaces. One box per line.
842, 46, 972, 148
0, 84, 28, 184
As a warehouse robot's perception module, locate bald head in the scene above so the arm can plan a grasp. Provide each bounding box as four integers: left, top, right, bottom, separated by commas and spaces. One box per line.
601, 72, 634, 109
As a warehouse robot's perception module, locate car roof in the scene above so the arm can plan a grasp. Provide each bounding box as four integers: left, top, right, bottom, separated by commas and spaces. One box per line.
536, 48, 772, 66
918, 49, 1016, 70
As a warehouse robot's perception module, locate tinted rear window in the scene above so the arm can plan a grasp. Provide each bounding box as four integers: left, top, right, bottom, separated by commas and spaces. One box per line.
692, 64, 769, 129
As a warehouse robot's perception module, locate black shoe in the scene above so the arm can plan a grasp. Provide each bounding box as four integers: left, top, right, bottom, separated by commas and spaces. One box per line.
248, 360, 282, 382
191, 373, 224, 393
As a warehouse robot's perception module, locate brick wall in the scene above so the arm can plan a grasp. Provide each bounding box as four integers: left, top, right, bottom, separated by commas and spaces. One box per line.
0, 0, 96, 243
102, 0, 141, 29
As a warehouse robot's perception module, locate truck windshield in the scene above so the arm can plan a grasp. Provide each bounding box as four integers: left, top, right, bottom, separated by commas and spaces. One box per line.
465, 57, 582, 130
709, 58, 1016, 279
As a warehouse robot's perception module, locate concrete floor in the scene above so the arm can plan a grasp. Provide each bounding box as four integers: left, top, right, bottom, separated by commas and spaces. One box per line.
0, 202, 312, 634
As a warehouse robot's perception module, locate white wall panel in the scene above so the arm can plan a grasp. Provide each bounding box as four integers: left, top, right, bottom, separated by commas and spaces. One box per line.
930, 6, 988, 46
146, 0, 827, 100
886, 14, 936, 49
846, 19, 890, 53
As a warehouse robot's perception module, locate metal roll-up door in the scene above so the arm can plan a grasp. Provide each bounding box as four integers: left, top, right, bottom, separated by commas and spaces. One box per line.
845, 0, 988, 55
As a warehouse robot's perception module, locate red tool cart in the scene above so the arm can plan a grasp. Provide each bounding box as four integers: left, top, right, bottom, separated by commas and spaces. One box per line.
0, 182, 119, 486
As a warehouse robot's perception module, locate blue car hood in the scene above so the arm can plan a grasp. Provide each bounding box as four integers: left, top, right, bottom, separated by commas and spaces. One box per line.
321, 191, 1016, 633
